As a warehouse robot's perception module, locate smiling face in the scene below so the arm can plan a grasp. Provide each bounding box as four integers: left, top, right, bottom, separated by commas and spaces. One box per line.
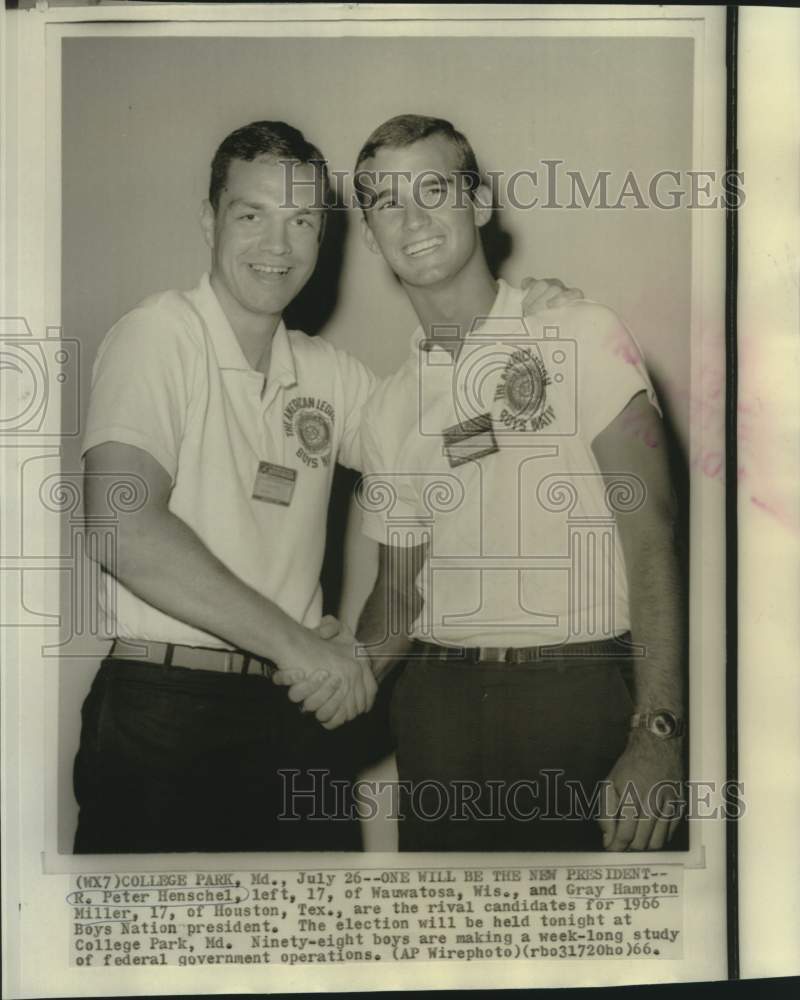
201, 156, 324, 336
360, 134, 491, 291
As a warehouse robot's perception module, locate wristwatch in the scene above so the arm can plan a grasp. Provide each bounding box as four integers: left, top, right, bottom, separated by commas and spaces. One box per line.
630, 710, 685, 739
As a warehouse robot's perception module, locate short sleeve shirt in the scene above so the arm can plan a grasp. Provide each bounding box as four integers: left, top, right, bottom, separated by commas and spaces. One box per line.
83, 273, 376, 646
359, 281, 659, 648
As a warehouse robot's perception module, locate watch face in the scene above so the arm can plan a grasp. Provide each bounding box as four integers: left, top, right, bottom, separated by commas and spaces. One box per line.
651, 712, 678, 738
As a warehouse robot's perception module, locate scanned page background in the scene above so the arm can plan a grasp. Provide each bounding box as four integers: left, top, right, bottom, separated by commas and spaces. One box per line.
3, 3, 795, 995
737, 4, 800, 981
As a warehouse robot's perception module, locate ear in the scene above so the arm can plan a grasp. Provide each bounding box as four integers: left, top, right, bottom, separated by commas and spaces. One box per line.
472, 183, 493, 229
360, 215, 382, 255
200, 200, 216, 251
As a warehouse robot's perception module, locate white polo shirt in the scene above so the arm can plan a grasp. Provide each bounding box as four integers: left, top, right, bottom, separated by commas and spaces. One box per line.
83, 273, 376, 646
359, 281, 659, 649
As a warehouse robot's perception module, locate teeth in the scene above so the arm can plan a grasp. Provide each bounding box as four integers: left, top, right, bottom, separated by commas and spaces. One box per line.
405, 237, 443, 256
250, 263, 289, 275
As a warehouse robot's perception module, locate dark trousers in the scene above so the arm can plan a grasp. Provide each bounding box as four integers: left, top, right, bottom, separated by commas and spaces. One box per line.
73, 659, 393, 854
391, 650, 635, 852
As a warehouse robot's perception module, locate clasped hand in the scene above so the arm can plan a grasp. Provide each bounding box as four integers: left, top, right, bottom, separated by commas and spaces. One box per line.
272, 616, 376, 730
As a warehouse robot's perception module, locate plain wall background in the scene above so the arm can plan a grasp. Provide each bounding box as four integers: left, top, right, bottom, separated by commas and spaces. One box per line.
59, 34, 694, 851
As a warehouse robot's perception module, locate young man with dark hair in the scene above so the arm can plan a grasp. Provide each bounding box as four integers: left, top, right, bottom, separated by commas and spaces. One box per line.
73, 119, 577, 853
351, 114, 685, 853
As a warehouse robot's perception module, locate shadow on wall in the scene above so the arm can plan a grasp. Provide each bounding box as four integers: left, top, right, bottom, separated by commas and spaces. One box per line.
284, 192, 350, 336
481, 209, 513, 279
649, 369, 691, 578
321, 464, 360, 619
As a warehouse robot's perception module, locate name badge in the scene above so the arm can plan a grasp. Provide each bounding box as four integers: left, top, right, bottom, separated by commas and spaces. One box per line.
252, 462, 297, 506
442, 413, 499, 468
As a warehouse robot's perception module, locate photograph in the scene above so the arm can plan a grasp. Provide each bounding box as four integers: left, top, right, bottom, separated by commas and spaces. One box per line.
6, 3, 779, 995
54, 24, 705, 859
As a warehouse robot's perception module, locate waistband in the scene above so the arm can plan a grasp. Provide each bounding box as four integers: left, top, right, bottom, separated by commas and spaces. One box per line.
413, 633, 635, 664
108, 639, 277, 677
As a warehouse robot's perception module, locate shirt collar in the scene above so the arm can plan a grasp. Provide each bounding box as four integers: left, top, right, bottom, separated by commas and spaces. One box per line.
268, 322, 298, 389
409, 278, 515, 360
193, 273, 297, 388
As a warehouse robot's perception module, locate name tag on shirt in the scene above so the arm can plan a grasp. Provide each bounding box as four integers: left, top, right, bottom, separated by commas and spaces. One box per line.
442, 413, 499, 467
252, 462, 296, 506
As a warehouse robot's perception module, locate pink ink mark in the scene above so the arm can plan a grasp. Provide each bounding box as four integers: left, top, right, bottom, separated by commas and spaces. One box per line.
702, 452, 723, 480
618, 343, 641, 366
615, 328, 795, 535
749, 494, 798, 536
751, 496, 774, 513
605, 327, 643, 367
620, 403, 660, 448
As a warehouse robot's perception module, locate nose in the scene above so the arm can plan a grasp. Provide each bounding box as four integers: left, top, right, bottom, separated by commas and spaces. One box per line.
402, 199, 429, 232
258, 219, 290, 256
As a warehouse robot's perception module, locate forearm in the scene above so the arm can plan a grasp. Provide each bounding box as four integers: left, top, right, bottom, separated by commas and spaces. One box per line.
94, 507, 303, 663
626, 531, 686, 718
356, 581, 417, 682
592, 394, 686, 722
355, 541, 427, 682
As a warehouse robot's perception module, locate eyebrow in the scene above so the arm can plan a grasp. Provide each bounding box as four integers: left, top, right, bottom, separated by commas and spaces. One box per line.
373, 172, 451, 191
227, 199, 322, 219
227, 199, 267, 212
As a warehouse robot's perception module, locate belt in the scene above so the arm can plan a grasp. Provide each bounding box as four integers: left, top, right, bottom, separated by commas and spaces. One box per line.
108, 639, 277, 677
414, 633, 634, 664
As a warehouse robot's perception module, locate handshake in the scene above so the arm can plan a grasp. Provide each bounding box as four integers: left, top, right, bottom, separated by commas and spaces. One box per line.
272, 616, 377, 731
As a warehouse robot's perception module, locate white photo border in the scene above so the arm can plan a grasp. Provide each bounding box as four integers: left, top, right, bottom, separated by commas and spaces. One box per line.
3, 4, 729, 995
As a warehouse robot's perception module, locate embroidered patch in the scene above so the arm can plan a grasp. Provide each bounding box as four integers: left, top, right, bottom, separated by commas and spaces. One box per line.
494, 348, 556, 431
283, 396, 335, 468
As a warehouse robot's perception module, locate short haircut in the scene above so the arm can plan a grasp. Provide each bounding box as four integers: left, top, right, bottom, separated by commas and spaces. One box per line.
353, 114, 483, 209
208, 120, 331, 213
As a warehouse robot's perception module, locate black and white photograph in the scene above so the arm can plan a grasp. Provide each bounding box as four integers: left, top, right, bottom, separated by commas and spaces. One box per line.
56, 23, 704, 857
2, 2, 799, 996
